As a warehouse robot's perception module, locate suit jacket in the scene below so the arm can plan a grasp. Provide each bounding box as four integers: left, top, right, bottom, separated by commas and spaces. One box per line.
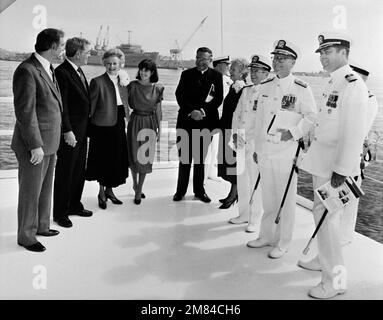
89, 72, 129, 127
175, 67, 223, 131
11, 54, 62, 156
54, 60, 91, 142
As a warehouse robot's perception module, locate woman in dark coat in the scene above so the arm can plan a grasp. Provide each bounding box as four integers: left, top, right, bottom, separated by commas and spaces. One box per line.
126, 59, 163, 205
217, 58, 249, 209
86, 48, 130, 209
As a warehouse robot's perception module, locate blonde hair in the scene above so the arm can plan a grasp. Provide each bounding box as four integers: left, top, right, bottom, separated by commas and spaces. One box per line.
102, 48, 125, 66
231, 58, 249, 80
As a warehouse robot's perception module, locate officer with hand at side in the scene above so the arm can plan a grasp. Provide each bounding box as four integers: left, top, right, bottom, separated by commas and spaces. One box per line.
299, 32, 369, 299
229, 54, 271, 233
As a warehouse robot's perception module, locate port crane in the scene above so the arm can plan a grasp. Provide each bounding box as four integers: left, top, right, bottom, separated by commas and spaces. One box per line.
169, 16, 208, 69
94, 25, 103, 51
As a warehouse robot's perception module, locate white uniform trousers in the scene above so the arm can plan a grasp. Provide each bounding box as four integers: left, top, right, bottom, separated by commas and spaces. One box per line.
205, 132, 220, 180
340, 175, 362, 245
236, 146, 263, 225
313, 176, 345, 286
258, 155, 297, 250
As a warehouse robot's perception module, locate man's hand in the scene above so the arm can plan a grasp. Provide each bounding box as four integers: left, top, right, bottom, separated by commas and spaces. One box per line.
276, 128, 293, 141
253, 152, 258, 164
232, 133, 238, 149
64, 131, 77, 147
331, 172, 347, 188
190, 110, 204, 121
30, 147, 44, 165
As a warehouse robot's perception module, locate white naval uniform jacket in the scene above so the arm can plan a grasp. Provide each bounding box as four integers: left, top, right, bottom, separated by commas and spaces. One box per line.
231, 84, 259, 152
300, 65, 369, 179
253, 74, 317, 159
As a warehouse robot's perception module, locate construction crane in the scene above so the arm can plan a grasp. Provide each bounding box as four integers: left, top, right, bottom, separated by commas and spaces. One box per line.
102, 25, 110, 50
169, 16, 208, 69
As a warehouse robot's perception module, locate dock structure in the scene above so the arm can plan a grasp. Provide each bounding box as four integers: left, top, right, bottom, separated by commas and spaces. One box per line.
0, 163, 382, 299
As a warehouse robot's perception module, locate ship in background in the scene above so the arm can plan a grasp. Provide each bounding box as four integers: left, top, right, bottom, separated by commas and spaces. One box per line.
87, 26, 160, 67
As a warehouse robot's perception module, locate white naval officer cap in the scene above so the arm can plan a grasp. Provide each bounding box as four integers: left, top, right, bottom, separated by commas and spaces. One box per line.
315, 31, 352, 53
248, 54, 272, 72
270, 39, 301, 59
213, 55, 230, 67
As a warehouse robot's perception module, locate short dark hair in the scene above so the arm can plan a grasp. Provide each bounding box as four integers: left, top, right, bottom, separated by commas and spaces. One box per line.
65, 37, 91, 57
136, 59, 159, 83
334, 45, 350, 58
35, 28, 64, 53
196, 47, 213, 56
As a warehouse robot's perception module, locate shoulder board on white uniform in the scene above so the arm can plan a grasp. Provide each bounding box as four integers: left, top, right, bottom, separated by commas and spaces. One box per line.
345, 73, 358, 82
294, 78, 308, 88
368, 91, 374, 98
260, 76, 275, 85
243, 84, 254, 88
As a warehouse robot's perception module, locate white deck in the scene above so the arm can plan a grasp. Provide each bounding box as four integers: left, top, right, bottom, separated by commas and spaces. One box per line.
0, 165, 382, 300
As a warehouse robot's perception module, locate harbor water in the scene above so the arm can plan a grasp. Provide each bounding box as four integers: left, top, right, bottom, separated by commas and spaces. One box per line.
0, 60, 382, 243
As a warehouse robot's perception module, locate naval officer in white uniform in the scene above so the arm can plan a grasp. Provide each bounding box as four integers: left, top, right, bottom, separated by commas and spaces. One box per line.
340, 64, 379, 245
230, 55, 271, 233
299, 32, 369, 299
247, 40, 317, 259
298, 63, 379, 272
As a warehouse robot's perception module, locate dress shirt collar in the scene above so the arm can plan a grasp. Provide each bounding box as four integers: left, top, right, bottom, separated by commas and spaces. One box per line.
34, 52, 51, 76
107, 72, 119, 84
198, 67, 208, 74
66, 58, 80, 72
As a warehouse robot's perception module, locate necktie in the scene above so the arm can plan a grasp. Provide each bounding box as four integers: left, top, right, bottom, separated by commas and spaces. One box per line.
77, 67, 88, 91
50, 64, 57, 85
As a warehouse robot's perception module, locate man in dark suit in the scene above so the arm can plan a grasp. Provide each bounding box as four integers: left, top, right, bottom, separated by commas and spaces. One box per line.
53, 37, 93, 228
173, 47, 223, 202
11, 28, 65, 252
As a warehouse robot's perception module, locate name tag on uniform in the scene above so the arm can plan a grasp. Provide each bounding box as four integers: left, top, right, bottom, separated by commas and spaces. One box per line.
281, 94, 297, 111
253, 100, 258, 111
326, 91, 338, 108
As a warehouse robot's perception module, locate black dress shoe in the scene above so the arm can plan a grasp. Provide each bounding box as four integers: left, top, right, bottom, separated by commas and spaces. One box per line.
194, 193, 211, 203
219, 198, 228, 203
18, 241, 46, 252
105, 193, 123, 204
36, 229, 60, 237
134, 198, 141, 205
219, 195, 238, 209
69, 209, 93, 217
98, 195, 107, 209
173, 193, 184, 201
54, 217, 73, 228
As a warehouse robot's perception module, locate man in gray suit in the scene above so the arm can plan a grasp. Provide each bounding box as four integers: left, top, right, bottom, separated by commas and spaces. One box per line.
11, 28, 65, 252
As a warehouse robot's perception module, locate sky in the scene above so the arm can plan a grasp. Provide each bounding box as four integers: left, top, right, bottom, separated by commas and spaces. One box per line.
0, 0, 382, 75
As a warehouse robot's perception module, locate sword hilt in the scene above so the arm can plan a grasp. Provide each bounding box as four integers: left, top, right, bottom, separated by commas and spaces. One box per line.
275, 208, 282, 224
